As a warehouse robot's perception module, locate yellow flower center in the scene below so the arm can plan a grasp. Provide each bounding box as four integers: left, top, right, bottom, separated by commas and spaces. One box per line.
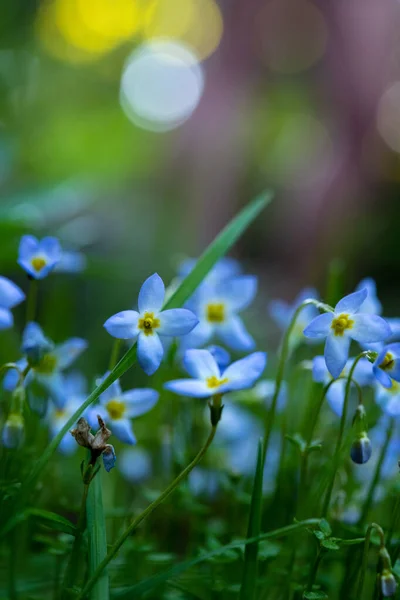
379, 352, 395, 372
389, 380, 399, 394
138, 312, 160, 336
331, 313, 354, 336
34, 353, 58, 374
206, 375, 229, 389
106, 399, 126, 420
31, 256, 47, 272
206, 303, 225, 323
55, 409, 65, 418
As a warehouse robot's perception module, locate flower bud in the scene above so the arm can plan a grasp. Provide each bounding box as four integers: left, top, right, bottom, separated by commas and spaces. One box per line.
102, 445, 116, 472
2, 414, 25, 449
381, 569, 397, 597
350, 432, 372, 464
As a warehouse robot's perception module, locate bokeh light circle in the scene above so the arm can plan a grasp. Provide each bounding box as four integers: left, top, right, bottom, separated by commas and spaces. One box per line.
377, 82, 400, 154
120, 41, 204, 132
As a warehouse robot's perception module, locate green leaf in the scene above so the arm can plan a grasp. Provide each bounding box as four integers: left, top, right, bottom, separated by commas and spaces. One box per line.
321, 538, 340, 551
3, 508, 76, 537
240, 439, 264, 600
303, 592, 328, 599
1, 190, 272, 538
86, 474, 109, 600
318, 519, 332, 537
313, 531, 325, 541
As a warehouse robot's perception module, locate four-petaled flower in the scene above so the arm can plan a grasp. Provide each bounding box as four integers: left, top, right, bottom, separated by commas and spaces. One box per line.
0, 276, 25, 330
372, 344, 400, 388
88, 374, 159, 444
303, 288, 391, 379
3, 322, 87, 408
18, 235, 62, 279
164, 349, 267, 398
104, 273, 198, 375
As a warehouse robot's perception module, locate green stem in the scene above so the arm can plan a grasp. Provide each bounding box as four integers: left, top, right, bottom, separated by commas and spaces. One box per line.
108, 339, 122, 371
61, 483, 90, 597
305, 548, 324, 593
321, 352, 369, 518
358, 418, 395, 527
387, 495, 400, 551
356, 523, 385, 598
76, 424, 218, 600
263, 299, 333, 464
25, 278, 38, 324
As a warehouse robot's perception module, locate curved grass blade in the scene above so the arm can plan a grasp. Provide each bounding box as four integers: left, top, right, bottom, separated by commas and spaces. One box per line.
2, 190, 273, 536
86, 474, 109, 600
239, 439, 264, 600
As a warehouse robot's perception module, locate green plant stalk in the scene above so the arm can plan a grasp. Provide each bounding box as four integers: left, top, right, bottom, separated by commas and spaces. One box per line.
358, 418, 395, 527
108, 339, 122, 371
0, 191, 271, 538
321, 352, 369, 518
263, 299, 333, 465
387, 495, 400, 551
305, 548, 324, 594
86, 474, 108, 600
356, 523, 385, 598
25, 278, 38, 324
61, 482, 90, 598
76, 424, 218, 600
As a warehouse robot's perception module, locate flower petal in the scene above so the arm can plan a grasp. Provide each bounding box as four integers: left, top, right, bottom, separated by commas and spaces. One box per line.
0, 276, 25, 309
312, 356, 329, 383
335, 288, 368, 314
58, 433, 78, 455
122, 388, 159, 418
97, 374, 122, 404
164, 379, 212, 398
221, 352, 267, 391
0, 308, 13, 330
138, 273, 165, 313
55, 251, 87, 274
137, 332, 164, 375
373, 365, 392, 388
303, 313, 332, 338
158, 308, 198, 336
269, 300, 291, 329
3, 359, 28, 391
183, 349, 220, 380
350, 314, 392, 343
217, 315, 255, 351
40, 236, 62, 259
324, 334, 350, 379
218, 275, 257, 311
205, 345, 231, 370
179, 320, 213, 350
326, 380, 346, 416
119, 448, 152, 483
18, 235, 38, 260
104, 310, 139, 339
54, 338, 88, 370
110, 419, 137, 445
39, 372, 68, 409
87, 406, 108, 429
355, 278, 382, 315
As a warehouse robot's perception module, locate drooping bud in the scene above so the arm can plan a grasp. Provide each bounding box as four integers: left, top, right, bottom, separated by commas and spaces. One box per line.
102, 445, 116, 472
381, 569, 397, 597
350, 432, 372, 464
2, 414, 25, 448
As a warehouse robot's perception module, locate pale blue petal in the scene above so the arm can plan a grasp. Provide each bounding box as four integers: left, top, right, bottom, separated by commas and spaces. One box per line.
294, 287, 320, 306
64, 372, 87, 396
221, 352, 267, 391
38, 372, 68, 409
138, 273, 165, 313
0, 308, 13, 330
335, 288, 368, 314
0, 276, 25, 309
158, 308, 198, 336
58, 433, 78, 455
53, 338, 88, 370
104, 311, 139, 339
22, 322, 53, 361
312, 356, 329, 383
303, 313, 332, 338
253, 379, 287, 412
164, 378, 211, 397
54, 251, 87, 273
387, 342, 400, 355
102, 445, 117, 471
355, 278, 382, 315
87, 406, 108, 429
18, 235, 38, 260
122, 388, 159, 418
98, 375, 122, 404
325, 334, 350, 379
40, 236, 62, 259
326, 380, 346, 416
137, 332, 164, 375
218, 275, 257, 311
351, 314, 391, 343
269, 300, 291, 329
119, 448, 152, 483
206, 345, 231, 370
218, 315, 255, 351
373, 365, 392, 388
179, 320, 213, 350
387, 318, 400, 341
3, 359, 28, 391
183, 349, 219, 380
352, 358, 374, 386
110, 419, 136, 445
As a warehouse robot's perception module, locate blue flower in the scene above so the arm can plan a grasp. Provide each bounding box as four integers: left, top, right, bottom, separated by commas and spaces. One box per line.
164, 349, 267, 398
312, 355, 373, 416
179, 275, 257, 352
372, 343, 400, 388
54, 250, 87, 274
118, 447, 152, 483
204, 345, 231, 370
303, 288, 391, 379
0, 276, 25, 330
376, 380, 400, 416
47, 373, 88, 454
88, 375, 159, 445
18, 235, 62, 279
269, 287, 319, 349
355, 278, 383, 315
3, 323, 87, 408
104, 273, 198, 375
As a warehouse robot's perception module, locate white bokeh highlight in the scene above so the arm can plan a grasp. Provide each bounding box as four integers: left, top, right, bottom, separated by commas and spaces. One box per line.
120, 41, 204, 132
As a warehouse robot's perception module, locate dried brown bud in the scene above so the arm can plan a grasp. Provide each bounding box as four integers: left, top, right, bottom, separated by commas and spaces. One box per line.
70, 418, 94, 449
